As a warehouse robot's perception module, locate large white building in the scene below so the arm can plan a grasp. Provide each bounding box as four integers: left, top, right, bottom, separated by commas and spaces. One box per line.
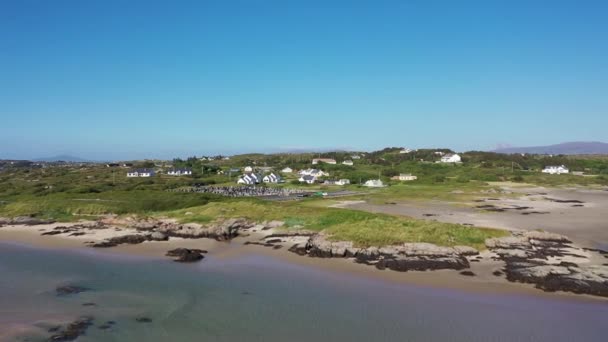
364, 179, 384, 187
312, 158, 336, 165
542, 165, 569, 175
440, 153, 461, 163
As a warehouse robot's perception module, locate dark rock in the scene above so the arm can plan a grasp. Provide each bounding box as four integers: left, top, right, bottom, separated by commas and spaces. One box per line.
56, 285, 90, 296
166, 248, 205, 262
82, 302, 97, 307
12, 216, 55, 226
135, 317, 152, 323
487, 235, 608, 297
90, 234, 149, 248
492, 270, 503, 276
42, 231, 63, 236
48, 316, 93, 341
266, 238, 282, 244
288, 244, 307, 256
272, 245, 282, 250
460, 271, 476, 276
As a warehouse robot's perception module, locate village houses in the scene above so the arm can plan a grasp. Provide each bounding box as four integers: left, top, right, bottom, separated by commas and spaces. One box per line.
237, 173, 261, 185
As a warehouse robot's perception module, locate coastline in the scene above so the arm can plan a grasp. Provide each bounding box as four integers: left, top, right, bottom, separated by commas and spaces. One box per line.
1, 224, 606, 303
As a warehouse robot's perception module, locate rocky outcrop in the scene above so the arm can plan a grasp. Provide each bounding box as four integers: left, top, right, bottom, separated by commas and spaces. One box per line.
486, 232, 608, 297
155, 218, 253, 241
166, 248, 207, 262
47, 316, 94, 341
289, 234, 476, 272
90, 234, 149, 248
3, 216, 55, 226
0, 217, 10, 226
56, 285, 90, 296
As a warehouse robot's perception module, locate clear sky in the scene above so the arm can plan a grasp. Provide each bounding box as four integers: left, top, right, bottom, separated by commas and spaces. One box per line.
1, 0, 607, 160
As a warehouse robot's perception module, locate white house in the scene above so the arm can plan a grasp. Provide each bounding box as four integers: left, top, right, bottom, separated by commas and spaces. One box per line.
542, 165, 569, 175
351, 155, 361, 160
434, 151, 445, 156
342, 160, 354, 166
262, 173, 281, 183
440, 154, 461, 163
127, 169, 155, 178
299, 175, 317, 184
167, 168, 192, 176
281, 167, 293, 173
336, 179, 351, 185
244, 166, 253, 173
364, 179, 384, 187
399, 148, 413, 154
312, 158, 336, 165
391, 173, 417, 181
299, 169, 329, 177
237, 173, 261, 184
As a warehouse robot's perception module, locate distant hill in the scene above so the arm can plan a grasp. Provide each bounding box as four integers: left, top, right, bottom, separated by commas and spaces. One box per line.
493, 142, 608, 155
32, 155, 92, 162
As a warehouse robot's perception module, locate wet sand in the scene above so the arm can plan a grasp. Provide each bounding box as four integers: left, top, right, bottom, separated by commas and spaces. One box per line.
1, 225, 605, 303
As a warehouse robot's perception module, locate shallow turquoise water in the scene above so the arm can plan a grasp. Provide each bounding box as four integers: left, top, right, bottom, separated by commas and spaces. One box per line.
1, 242, 606, 341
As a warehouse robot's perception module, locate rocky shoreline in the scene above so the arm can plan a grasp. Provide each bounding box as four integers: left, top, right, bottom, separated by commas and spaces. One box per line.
1, 215, 607, 298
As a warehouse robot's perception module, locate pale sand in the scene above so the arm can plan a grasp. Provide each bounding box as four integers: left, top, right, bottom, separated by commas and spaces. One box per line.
1, 225, 605, 303
345, 186, 608, 249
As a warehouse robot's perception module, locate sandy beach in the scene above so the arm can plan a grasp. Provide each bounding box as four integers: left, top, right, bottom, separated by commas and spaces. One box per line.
1, 220, 606, 303
344, 185, 608, 249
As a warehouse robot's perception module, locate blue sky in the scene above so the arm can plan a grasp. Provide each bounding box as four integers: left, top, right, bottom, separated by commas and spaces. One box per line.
1, 0, 607, 160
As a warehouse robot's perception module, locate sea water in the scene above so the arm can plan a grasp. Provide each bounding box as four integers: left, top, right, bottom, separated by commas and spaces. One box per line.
1, 242, 606, 341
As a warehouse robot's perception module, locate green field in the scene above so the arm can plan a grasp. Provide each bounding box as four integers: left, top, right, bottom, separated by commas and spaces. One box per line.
1, 149, 606, 250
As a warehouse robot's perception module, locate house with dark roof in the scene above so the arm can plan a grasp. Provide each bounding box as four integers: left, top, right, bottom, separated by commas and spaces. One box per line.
262, 173, 281, 183
299, 175, 317, 184
237, 173, 261, 185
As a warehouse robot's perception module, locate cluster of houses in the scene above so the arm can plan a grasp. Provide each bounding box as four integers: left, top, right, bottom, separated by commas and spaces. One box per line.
236, 167, 283, 185
127, 167, 192, 178
298, 169, 330, 184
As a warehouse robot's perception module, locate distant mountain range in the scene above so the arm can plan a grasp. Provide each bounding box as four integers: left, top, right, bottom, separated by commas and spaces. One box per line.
32, 155, 94, 162
493, 142, 608, 155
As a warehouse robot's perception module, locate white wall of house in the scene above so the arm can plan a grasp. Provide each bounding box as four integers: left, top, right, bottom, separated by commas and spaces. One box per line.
440, 154, 461, 163
542, 165, 569, 174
